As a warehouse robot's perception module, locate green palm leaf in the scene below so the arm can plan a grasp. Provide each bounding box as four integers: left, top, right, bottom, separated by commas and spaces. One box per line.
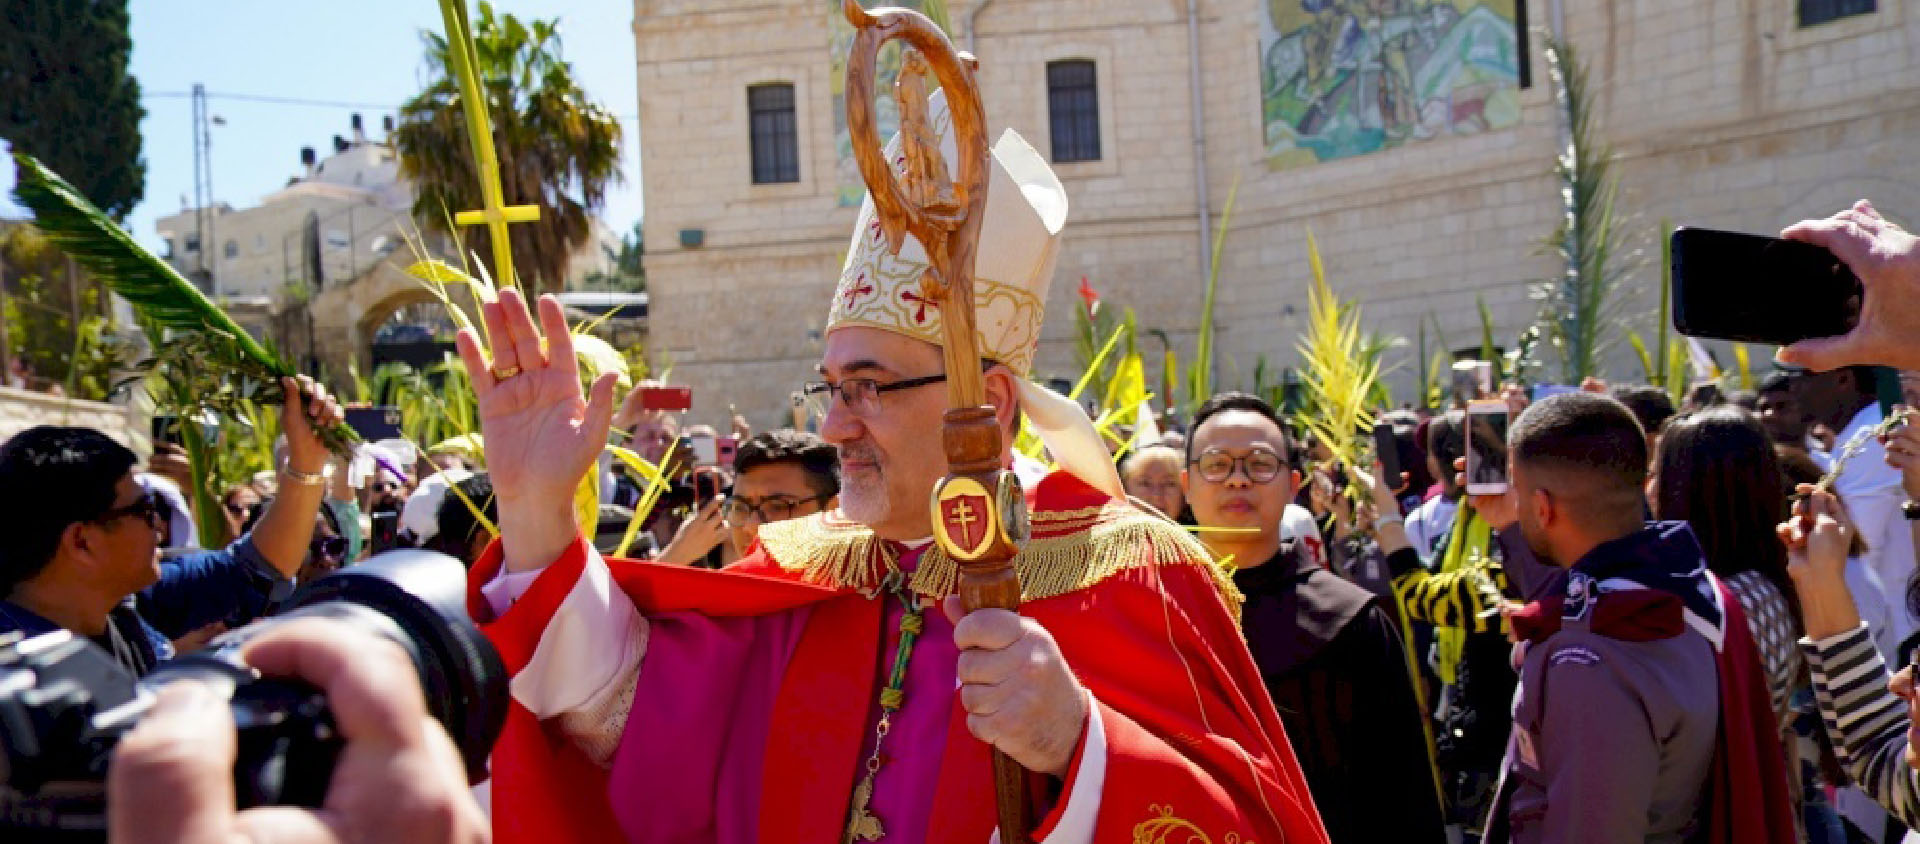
13, 152, 358, 453
14, 152, 283, 369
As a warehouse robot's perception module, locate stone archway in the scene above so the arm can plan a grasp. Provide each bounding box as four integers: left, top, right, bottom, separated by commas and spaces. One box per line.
309, 256, 448, 384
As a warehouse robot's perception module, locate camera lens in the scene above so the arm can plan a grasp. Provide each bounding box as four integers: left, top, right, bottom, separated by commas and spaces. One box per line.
260, 549, 507, 783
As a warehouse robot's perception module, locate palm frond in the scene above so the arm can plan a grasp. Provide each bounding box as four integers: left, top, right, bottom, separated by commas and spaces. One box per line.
1186, 176, 1240, 414
14, 153, 282, 370
13, 152, 358, 454
1292, 227, 1379, 485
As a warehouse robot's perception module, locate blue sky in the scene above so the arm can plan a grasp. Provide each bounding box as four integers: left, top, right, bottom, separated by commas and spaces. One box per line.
2, 0, 644, 254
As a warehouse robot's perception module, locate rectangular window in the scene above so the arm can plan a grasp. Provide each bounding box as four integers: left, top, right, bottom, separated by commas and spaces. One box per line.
1799, 0, 1876, 26
1046, 60, 1101, 163
748, 83, 799, 185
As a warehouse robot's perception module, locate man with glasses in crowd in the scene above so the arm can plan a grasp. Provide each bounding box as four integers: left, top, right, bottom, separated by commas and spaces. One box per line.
1182, 391, 1445, 844
0, 376, 344, 676
724, 429, 839, 555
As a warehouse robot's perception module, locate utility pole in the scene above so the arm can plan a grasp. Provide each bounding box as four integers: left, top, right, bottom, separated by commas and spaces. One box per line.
190, 84, 221, 298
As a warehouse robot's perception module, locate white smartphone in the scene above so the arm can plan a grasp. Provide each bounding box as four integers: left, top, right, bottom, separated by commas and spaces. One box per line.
689, 432, 719, 467
1465, 399, 1510, 495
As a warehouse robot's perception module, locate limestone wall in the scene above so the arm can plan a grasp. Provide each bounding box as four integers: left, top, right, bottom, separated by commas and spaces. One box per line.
0, 387, 145, 454
632, 0, 1920, 424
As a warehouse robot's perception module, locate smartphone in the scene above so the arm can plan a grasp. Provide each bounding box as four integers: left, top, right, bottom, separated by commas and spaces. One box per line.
1372, 422, 1402, 486
716, 435, 738, 467
1451, 360, 1485, 404
344, 406, 404, 442
1465, 400, 1510, 496
691, 466, 726, 505
1473, 361, 1495, 396
1671, 227, 1861, 346
151, 414, 185, 446
639, 386, 693, 412
688, 432, 719, 467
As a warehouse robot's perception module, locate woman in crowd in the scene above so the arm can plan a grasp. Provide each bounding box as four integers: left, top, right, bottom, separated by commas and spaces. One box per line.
1652, 408, 1805, 735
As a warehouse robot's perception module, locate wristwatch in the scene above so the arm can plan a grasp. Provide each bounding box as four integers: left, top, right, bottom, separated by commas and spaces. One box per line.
1903, 500, 1920, 521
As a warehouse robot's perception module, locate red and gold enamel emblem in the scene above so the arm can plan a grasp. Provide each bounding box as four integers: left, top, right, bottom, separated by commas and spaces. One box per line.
931, 476, 995, 560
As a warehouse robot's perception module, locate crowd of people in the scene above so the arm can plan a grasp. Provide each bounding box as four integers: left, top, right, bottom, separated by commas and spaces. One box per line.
3, 152, 1919, 842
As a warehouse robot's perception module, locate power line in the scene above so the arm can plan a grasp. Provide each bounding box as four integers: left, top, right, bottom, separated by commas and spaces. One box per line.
145, 90, 398, 110
143, 89, 639, 121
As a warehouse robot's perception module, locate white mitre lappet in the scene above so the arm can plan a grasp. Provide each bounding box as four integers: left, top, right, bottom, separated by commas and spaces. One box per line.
826, 88, 1124, 500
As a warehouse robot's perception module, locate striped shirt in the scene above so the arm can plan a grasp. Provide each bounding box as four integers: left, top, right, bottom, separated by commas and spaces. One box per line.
1801, 623, 1920, 828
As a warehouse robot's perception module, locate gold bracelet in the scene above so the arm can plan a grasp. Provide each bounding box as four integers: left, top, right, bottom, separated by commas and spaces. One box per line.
280, 461, 328, 487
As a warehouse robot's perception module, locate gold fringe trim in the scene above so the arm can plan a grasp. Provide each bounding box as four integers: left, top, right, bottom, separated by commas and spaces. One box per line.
756, 505, 1243, 618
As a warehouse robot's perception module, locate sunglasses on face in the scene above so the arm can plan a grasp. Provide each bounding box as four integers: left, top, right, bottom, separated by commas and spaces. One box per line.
310, 535, 348, 561
95, 493, 162, 530
224, 500, 254, 516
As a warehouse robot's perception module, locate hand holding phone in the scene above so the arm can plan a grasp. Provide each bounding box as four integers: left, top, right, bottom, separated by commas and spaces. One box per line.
1672, 226, 1861, 346
1372, 422, 1402, 490
1465, 400, 1510, 495
639, 386, 693, 412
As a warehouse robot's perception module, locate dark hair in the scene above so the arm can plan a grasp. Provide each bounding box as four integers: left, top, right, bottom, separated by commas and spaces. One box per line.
1427, 409, 1467, 466
1758, 371, 1792, 395
434, 472, 497, 557
1510, 393, 1649, 518
0, 426, 139, 593
1188, 392, 1292, 463
1610, 386, 1677, 437
1654, 407, 1800, 627
1847, 365, 1881, 397
734, 429, 840, 498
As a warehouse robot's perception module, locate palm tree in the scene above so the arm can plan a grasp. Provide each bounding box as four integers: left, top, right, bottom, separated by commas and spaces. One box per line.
393, 3, 622, 294
1534, 35, 1636, 384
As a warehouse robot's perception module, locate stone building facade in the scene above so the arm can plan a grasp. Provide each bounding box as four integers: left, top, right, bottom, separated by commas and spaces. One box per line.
633, 0, 1920, 424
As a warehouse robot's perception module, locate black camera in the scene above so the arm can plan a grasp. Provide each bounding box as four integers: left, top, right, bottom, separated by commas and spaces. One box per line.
0, 549, 507, 840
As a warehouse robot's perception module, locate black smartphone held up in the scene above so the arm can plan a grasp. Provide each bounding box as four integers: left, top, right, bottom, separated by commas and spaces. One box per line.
344, 406, 404, 442
151, 414, 185, 446
1671, 227, 1861, 346
1371, 422, 1402, 486
1465, 400, 1510, 496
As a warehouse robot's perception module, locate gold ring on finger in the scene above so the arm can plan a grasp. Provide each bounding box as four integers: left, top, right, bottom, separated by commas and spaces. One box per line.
492, 364, 522, 381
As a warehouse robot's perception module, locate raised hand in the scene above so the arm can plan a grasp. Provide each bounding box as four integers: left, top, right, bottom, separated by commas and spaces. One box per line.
1780, 200, 1920, 372
455, 289, 619, 571
1880, 407, 1920, 500
280, 375, 345, 474
1780, 486, 1861, 640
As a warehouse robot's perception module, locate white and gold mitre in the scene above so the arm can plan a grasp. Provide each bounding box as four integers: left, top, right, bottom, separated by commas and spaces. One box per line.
825, 89, 1068, 377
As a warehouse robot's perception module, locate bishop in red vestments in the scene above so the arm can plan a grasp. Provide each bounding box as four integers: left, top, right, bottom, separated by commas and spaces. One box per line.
456, 82, 1328, 844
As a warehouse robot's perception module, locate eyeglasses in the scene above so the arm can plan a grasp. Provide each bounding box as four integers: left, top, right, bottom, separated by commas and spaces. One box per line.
224, 500, 254, 516
724, 493, 831, 524
1190, 448, 1287, 485
95, 493, 162, 530
310, 535, 348, 561
800, 373, 947, 419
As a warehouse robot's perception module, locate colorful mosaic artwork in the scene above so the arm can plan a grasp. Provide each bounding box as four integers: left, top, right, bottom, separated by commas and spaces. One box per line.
1259, 0, 1524, 170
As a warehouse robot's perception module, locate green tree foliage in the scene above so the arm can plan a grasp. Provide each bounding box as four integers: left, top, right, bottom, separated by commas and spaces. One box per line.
581, 220, 644, 292
0, 0, 145, 220
394, 2, 623, 294
0, 224, 120, 399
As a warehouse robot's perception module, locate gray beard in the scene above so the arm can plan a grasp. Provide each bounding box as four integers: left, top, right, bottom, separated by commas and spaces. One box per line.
837, 471, 890, 525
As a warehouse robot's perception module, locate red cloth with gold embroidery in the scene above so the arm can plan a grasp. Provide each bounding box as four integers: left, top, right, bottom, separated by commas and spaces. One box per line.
468, 471, 1329, 843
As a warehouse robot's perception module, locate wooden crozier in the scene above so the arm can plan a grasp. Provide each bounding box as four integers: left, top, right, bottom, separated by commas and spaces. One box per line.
840, 2, 1036, 842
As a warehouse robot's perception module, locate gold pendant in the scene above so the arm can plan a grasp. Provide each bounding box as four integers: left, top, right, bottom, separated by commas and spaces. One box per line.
843, 770, 885, 843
